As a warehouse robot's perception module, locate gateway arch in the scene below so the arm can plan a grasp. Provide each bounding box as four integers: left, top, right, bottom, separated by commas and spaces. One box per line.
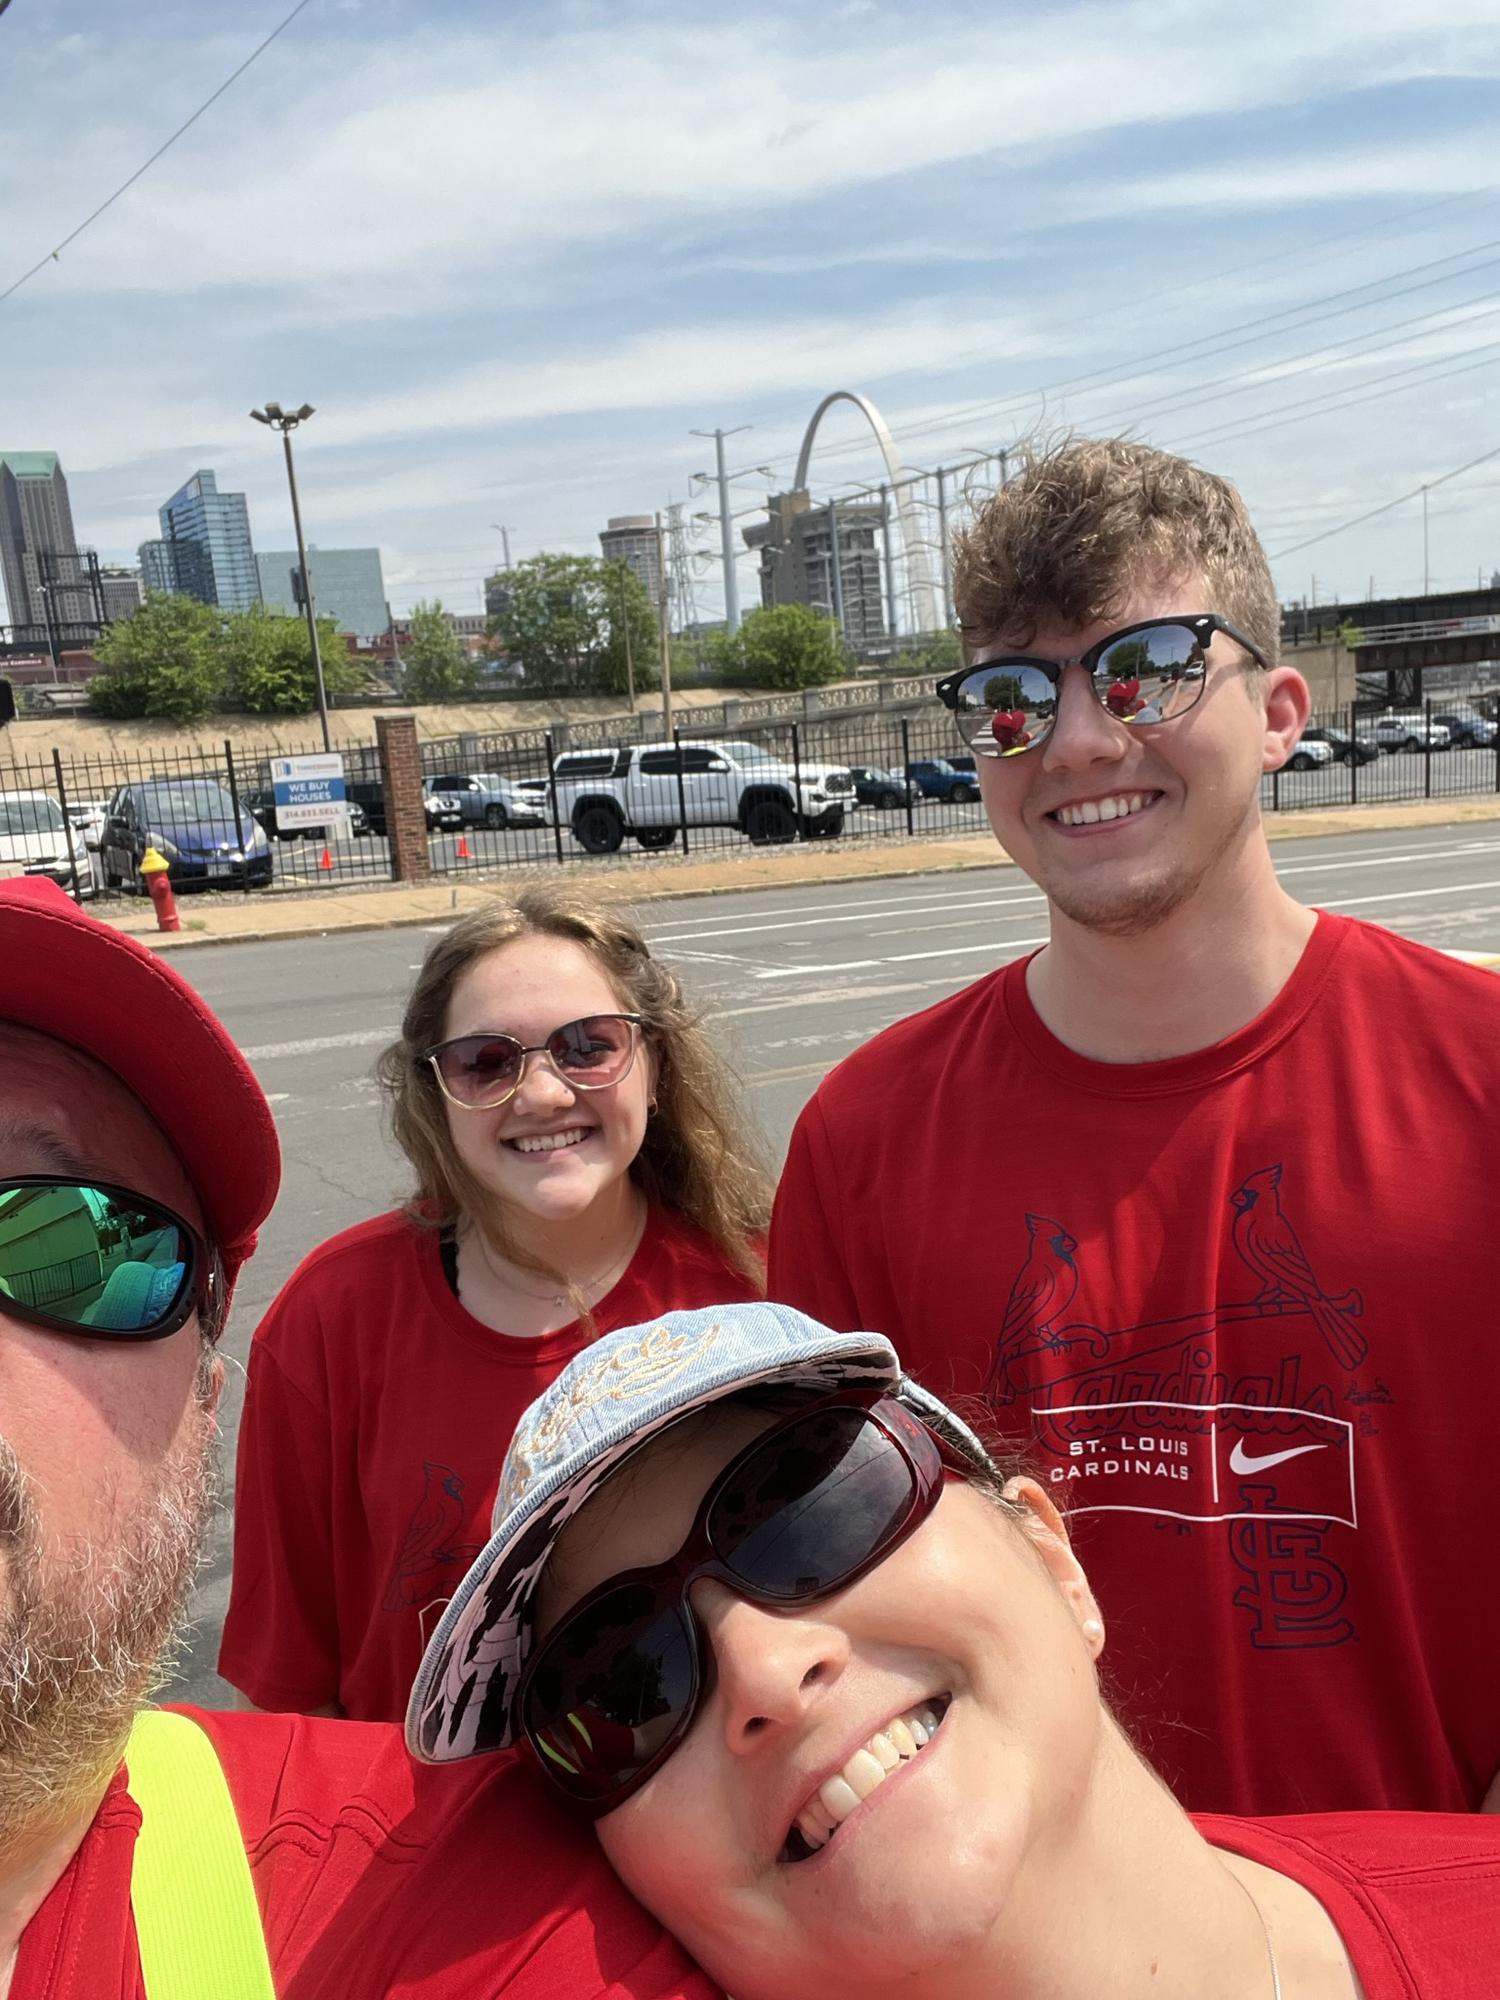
793, 390, 939, 635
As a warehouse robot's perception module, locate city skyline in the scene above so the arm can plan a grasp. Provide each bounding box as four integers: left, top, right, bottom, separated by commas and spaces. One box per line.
1, 2, 1497, 627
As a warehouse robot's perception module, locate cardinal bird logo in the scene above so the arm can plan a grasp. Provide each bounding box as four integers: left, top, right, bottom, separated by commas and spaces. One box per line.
1230, 1164, 1367, 1369
384, 1462, 486, 1613
987, 1213, 1081, 1395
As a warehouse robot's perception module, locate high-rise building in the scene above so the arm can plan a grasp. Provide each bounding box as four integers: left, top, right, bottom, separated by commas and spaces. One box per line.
599, 515, 663, 606
144, 469, 260, 611
0, 451, 97, 641
99, 566, 144, 624
743, 490, 885, 648
256, 546, 388, 643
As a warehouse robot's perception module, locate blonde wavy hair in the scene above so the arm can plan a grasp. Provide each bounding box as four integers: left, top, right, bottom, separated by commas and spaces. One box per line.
376, 885, 770, 1307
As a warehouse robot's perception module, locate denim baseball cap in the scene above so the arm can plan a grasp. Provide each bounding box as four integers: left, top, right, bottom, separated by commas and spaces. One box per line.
406, 1300, 986, 1766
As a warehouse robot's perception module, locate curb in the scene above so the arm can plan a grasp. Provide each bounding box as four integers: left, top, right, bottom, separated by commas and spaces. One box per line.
104, 796, 1500, 952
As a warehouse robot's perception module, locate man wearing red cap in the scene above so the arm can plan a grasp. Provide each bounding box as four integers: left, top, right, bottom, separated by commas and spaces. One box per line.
0, 880, 716, 2000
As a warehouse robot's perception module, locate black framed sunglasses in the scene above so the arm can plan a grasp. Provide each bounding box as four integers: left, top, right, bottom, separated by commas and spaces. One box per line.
518, 1392, 950, 1816
0, 1177, 217, 1342
426, 1013, 645, 1111
935, 613, 1269, 759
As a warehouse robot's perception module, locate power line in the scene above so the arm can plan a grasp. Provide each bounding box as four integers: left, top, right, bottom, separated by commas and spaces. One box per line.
731, 202, 1500, 483
1266, 443, 1500, 561
0, 0, 315, 307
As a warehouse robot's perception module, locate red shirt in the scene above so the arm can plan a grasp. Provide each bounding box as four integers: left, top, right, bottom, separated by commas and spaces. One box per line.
1199, 1812, 1500, 1997
770, 914, 1500, 1815
11, 1707, 716, 1999
221, 1207, 761, 1721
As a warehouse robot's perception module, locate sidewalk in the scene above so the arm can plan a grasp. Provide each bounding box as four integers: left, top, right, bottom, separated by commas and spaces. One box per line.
103, 794, 1500, 952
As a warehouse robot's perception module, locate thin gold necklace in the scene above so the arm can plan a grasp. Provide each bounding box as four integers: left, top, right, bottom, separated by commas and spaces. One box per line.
1231, 1867, 1283, 2000
469, 1214, 641, 1311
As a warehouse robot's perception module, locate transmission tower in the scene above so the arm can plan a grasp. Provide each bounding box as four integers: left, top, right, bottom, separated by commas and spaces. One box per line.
666, 503, 701, 639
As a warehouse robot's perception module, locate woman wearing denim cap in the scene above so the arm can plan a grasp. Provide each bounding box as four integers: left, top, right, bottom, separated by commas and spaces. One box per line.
408, 1303, 1500, 2000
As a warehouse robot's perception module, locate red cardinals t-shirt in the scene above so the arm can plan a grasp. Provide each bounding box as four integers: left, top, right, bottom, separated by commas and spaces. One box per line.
11, 1707, 717, 2000
1198, 1812, 1500, 1997
221, 1207, 761, 1721
770, 914, 1500, 1815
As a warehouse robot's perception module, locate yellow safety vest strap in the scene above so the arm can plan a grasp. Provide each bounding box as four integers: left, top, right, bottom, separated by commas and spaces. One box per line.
126, 1709, 277, 2000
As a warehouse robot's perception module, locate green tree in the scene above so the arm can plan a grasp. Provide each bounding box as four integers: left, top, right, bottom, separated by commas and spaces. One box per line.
402, 601, 480, 703
735, 603, 847, 690
89, 593, 225, 722
902, 627, 962, 675
221, 605, 360, 715
596, 559, 660, 700
491, 553, 658, 695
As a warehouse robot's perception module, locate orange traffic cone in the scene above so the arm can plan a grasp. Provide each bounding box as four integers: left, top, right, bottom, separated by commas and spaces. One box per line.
455, 834, 472, 860
319, 845, 334, 872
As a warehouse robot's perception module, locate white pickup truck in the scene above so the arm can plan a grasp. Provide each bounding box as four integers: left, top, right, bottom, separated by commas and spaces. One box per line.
549, 739, 854, 852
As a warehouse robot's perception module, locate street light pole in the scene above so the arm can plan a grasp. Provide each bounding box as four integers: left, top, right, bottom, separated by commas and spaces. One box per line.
250, 401, 330, 752
655, 513, 672, 734
690, 424, 750, 635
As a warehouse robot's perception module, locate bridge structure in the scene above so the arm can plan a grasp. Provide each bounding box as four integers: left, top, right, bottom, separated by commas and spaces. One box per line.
1350, 616, 1500, 705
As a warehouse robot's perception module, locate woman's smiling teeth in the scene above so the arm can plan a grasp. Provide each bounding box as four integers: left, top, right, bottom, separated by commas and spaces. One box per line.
1053, 791, 1154, 827
509, 1127, 590, 1154
785, 1699, 949, 1861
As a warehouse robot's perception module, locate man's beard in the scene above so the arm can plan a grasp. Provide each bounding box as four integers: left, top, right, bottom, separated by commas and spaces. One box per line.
1042, 786, 1259, 939
0, 1384, 218, 1854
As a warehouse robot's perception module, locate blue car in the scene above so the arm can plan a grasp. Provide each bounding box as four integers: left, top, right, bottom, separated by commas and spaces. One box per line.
99, 777, 274, 893
905, 758, 979, 803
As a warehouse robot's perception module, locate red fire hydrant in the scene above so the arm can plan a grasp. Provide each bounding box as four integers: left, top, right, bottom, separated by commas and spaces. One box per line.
138, 847, 181, 934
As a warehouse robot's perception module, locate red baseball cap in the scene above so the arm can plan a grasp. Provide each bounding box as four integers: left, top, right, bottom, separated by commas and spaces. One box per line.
0, 880, 280, 1279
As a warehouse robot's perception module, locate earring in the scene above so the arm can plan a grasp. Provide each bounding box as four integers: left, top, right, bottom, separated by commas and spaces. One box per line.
1081, 1616, 1104, 1652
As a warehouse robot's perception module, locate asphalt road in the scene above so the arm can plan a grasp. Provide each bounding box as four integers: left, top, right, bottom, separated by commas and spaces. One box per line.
165, 817, 1500, 1705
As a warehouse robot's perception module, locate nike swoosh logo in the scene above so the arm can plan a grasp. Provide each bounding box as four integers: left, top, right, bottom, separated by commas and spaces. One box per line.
1229, 1440, 1328, 1475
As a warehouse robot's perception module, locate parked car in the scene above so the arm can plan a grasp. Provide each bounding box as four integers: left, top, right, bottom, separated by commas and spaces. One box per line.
847, 764, 915, 809
1369, 713, 1452, 753
244, 788, 368, 841
98, 778, 273, 892
1279, 736, 1336, 772
905, 758, 979, 803
549, 740, 851, 852
65, 798, 111, 849
424, 771, 547, 829
1302, 726, 1379, 766
345, 780, 388, 836
1431, 710, 1498, 748
0, 791, 95, 896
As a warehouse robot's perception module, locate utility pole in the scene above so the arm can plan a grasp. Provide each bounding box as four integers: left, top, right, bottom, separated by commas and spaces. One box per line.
825, 500, 845, 635
936, 464, 952, 629
879, 484, 898, 641
250, 402, 330, 752
1422, 485, 1430, 595
690, 424, 750, 634
655, 512, 672, 733
491, 524, 514, 572
615, 566, 636, 711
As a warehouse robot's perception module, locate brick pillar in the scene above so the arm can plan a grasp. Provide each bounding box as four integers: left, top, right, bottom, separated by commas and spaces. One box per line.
377, 714, 432, 883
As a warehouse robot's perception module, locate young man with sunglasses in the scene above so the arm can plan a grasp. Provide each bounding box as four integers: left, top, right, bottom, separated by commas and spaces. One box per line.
769, 437, 1500, 1821
0, 879, 719, 1999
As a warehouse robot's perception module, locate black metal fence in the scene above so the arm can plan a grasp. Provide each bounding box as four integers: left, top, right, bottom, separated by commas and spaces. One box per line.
0, 736, 396, 904
5, 694, 1497, 907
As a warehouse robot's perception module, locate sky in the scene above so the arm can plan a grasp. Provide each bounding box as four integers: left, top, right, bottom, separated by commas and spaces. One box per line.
2, 0, 1498, 625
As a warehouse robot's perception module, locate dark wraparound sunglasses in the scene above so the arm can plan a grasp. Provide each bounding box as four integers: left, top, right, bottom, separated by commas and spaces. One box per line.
935, 613, 1269, 759
519, 1392, 949, 1815
0, 1178, 217, 1342
426, 1013, 645, 1111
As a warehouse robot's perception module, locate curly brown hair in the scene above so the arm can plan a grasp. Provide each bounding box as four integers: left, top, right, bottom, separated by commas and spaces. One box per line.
952, 436, 1279, 669
376, 885, 770, 1308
